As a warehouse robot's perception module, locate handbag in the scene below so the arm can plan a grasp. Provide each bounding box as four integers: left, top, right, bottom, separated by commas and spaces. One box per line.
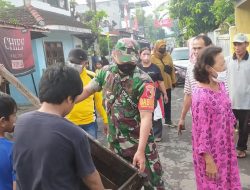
160, 59, 172, 75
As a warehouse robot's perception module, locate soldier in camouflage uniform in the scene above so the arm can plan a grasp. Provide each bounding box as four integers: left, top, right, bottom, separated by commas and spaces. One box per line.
77, 38, 165, 190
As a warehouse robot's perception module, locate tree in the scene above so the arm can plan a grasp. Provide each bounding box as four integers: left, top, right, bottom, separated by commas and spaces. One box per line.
79, 10, 107, 52
0, 0, 14, 22
210, 0, 234, 33
210, 0, 234, 25
169, 0, 217, 39
81, 10, 107, 37
168, 0, 235, 39
99, 35, 114, 56
134, 8, 166, 42
144, 14, 165, 41
0, 0, 13, 8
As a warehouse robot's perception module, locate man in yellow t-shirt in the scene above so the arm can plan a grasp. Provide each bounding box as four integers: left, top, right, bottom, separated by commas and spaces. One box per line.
66, 48, 108, 139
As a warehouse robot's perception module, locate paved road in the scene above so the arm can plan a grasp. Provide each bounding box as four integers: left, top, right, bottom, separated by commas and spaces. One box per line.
97, 86, 250, 190
156, 87, 250, 190
18, 86, 250, 190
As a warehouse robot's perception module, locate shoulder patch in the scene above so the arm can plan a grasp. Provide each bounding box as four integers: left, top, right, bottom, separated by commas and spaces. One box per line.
138, 82, 155, 111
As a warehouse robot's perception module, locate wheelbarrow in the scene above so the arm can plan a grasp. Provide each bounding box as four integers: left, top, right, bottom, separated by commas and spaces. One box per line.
80, 132, 147, 190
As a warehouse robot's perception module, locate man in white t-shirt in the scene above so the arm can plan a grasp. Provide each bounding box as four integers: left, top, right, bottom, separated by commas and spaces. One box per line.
178, 35, 212, 135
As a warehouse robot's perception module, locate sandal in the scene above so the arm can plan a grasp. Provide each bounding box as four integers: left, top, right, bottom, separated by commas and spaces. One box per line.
237, 150, 247, 158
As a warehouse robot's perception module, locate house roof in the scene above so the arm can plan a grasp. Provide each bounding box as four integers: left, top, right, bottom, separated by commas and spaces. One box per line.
0, 7, 38, 29
0, 5, 89, 30
235, 0, 250, 7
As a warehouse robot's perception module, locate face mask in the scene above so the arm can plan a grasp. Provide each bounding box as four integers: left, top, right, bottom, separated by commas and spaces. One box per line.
117, 63, 136, 75
211, 67, 227, 83
67, 62, 83, 73
159, 48, 166, 54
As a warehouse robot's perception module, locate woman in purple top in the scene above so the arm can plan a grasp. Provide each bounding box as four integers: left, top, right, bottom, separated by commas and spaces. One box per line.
192, 46, 241, 189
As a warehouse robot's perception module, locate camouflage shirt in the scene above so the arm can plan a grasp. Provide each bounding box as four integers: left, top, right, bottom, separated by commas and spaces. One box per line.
89, 64, 155, 150
89, 64, 165, 189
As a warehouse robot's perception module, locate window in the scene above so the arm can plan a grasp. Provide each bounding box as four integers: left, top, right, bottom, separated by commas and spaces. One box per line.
171, 48, 189, 61
39, 0, 68, 10
44, 42, 65, 66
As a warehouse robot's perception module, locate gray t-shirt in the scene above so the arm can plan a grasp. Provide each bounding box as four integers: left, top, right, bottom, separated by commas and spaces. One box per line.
13, 111, 95, 190
226, 53, 250, 109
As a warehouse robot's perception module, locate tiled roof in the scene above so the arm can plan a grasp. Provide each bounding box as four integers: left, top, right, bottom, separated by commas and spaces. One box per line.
0, 6, 89, 29
0, 6, 36, 27
36, 8, 88, 28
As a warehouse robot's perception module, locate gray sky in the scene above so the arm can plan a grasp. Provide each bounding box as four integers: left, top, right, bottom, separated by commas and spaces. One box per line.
75, 0, 166, 10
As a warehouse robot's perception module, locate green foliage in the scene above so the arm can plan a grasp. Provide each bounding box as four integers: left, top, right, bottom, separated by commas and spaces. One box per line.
134, 8, 165, 42
210, 0, 234, 25
0, 0, 13, 8
168, 0, 235, 39
144, 15, 165, 42
9, 18, 18, 25
0, 0, 16, 23
99, 36, 114, 56
81, 10, 107, 36
169, 0, 217, 39
135, 8, 145, 27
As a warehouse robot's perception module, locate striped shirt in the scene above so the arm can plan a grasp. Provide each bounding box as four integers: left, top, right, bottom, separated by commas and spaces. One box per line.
184, 62, 197, 95
184, 62, 228, 95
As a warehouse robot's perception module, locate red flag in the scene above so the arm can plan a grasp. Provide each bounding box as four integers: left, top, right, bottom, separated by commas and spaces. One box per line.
161, 18, 173, 28
133, 16, 139, 31
154, 19, 161, 28
154, 18, 173, 28
124, 4, 129, 29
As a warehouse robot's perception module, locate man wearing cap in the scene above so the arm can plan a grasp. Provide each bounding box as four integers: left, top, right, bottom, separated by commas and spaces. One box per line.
76, 38, 165, 189
66, 48, 108, 139
227, 33, 250, 158
151, 40, 176, 127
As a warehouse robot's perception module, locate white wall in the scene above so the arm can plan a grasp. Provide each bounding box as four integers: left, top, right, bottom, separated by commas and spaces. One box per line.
6, 0, 24, 6
31, 0, 71, 16
6, 0, 71, 16
76, 0, 122, 29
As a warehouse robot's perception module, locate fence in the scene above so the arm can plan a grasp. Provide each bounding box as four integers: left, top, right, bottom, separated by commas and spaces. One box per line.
207, 32, 231, 57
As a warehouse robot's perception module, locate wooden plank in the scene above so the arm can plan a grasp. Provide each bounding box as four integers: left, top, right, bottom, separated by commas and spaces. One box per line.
0, 65, 40, 108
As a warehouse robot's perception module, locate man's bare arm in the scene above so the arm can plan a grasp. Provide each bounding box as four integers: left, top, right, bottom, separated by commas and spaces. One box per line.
82, 170, 104, 190
133, 111, 152, 173
75, 84, 95, 103
178, 94, 192, 135
13, 181, 16, 190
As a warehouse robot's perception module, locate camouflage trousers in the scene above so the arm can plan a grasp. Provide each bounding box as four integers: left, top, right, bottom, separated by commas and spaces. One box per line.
108, 135, 165, 190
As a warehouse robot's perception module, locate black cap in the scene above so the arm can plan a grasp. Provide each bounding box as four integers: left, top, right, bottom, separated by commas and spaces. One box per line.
68, 48, 88, 65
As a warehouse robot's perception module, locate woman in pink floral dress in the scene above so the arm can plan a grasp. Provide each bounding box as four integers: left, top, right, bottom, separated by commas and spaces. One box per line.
192, 46, 241, 190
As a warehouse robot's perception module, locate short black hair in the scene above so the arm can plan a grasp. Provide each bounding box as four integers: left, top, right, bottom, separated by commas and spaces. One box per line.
68, 48, 88, 65
194, 46, 222, 84
194, 35, 212, 46
39, 64, 83, 104
139, 47, 151, 54
96, 60, 103, 65
0, 94, 17, 120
